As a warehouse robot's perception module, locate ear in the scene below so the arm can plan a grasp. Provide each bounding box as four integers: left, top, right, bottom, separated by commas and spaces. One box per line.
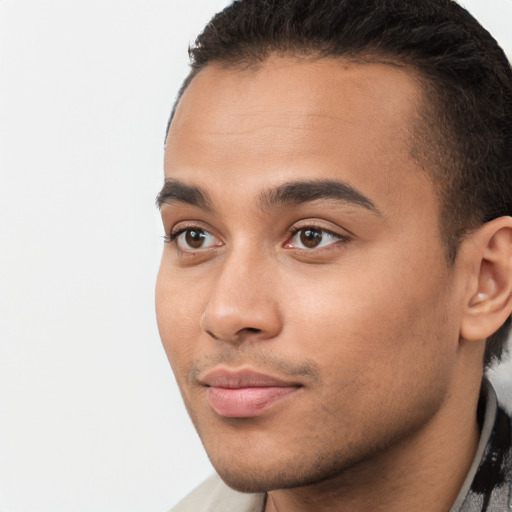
460, 216, 512, 341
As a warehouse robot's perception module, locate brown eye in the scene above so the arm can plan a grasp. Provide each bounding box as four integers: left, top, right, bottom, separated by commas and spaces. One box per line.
172, 227, 222, 251
300, 228, 323, 248
285, 226, 344, 250
185, 229, 207, 249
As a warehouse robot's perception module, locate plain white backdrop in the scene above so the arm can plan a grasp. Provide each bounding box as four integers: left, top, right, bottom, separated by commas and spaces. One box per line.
0, 1, 511, 511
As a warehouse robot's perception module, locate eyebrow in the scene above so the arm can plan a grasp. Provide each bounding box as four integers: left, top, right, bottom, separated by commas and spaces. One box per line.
259, 179, 381, 214
156, 178, 380, 215
156, 179, 214, 211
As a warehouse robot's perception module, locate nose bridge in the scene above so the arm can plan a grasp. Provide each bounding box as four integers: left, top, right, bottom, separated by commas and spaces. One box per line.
201, 243, 281, 342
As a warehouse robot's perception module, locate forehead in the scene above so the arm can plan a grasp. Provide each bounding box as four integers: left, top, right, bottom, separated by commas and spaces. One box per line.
164, 56, 432, 219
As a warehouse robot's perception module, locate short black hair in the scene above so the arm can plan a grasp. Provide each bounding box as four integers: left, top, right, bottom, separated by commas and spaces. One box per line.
166, 0, 512, 366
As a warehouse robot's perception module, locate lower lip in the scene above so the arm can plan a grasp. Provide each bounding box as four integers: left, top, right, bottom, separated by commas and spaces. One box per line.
207, 386, 298, 418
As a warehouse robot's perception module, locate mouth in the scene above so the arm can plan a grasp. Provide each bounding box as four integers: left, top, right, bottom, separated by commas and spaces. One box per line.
200, 368, 302, 418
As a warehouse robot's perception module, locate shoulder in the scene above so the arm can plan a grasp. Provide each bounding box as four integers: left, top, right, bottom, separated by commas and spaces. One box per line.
170, 474, 266, 512
473, 404, 512, 509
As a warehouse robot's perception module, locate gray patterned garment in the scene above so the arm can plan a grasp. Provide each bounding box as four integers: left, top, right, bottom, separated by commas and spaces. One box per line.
451, 380, 512, 512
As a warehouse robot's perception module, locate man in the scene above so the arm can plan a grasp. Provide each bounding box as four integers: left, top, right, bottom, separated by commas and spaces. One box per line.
156, 0, 512, 510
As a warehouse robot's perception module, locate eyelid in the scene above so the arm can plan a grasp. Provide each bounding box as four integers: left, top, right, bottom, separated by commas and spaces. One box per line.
283, 220, 351, 251
164, 221, 224, 254
288, 225, 343, 239
288, 219, 351, 238
168, 220, 218, 238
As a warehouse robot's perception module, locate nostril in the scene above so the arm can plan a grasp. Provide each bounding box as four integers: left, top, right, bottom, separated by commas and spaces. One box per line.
205, 329, 220, 340
205, 326, 262, 343
204, 326, 262, 341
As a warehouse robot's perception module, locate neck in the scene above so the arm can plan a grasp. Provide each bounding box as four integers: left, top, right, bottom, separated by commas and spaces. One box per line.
265, 374, 482, 512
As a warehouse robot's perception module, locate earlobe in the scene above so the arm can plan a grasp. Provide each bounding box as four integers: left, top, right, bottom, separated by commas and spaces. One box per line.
460, 217, 512, 342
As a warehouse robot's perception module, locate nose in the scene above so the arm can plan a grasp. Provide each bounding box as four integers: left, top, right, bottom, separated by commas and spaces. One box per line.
200, 251, 282, 344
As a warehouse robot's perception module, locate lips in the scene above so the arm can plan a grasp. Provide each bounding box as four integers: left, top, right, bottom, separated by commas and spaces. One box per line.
200, 369, 301, 418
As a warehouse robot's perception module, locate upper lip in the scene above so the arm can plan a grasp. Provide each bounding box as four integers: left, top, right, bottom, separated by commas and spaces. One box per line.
200, 368, 301, 389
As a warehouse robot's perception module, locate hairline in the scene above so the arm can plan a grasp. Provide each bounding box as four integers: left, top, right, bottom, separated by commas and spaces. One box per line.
165, 51, 465, 265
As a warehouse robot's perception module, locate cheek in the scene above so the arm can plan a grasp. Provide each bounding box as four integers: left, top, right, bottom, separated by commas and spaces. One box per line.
279, 259, 458, 439
155, 264, 205, 373
282, 245, 457, 383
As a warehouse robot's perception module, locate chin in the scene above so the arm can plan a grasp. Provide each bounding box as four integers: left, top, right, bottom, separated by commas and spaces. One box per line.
207, 447, 361, 494
204, 411, 437, 495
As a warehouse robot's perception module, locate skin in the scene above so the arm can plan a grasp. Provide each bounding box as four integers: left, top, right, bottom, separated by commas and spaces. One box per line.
156, 56, 508, 512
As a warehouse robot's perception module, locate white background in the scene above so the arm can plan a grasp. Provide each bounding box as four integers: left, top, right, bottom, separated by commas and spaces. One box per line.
0, 1, 511, 511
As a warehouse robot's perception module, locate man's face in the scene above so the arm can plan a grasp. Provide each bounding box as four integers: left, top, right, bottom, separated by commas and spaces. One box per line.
157, 57, 465, 492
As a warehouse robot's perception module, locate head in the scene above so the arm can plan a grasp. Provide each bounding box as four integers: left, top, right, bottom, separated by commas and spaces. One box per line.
156, 0, 512, 494
165, 0, 512, 366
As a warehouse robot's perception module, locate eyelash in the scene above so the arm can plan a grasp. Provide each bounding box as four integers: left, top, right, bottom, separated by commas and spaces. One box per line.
163, 223, 349, 252
164, 229, 182, 243
163, 224, 208, 242
163, 225, 221, 253
162, 229, 206, 244
286, 224, 349, 248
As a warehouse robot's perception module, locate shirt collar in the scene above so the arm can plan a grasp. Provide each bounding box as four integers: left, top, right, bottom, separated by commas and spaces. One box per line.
449, 378, 499, 512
